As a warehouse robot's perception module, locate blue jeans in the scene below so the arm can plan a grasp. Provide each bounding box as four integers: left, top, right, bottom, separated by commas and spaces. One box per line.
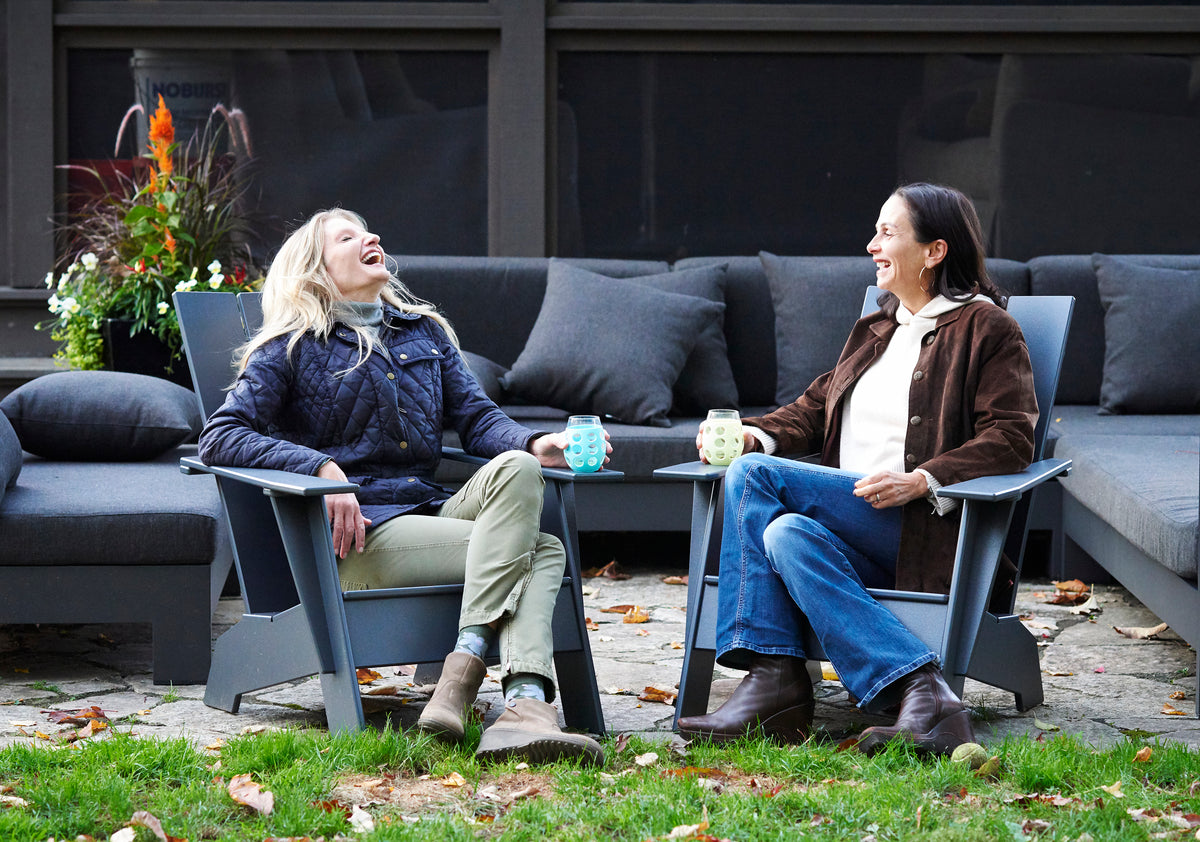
716, 453, 936, 711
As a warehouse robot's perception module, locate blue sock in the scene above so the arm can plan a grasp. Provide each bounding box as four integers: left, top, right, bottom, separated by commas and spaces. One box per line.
453, 625, 494, 660
503, 673, 546, 704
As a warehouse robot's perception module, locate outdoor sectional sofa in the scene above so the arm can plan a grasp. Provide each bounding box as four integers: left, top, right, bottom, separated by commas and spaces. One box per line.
403, 252, 1199, 685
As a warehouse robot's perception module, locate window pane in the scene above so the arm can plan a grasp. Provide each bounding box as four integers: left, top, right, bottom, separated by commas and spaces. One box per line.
558, 51, 1200, 260
67, 49, 489, 257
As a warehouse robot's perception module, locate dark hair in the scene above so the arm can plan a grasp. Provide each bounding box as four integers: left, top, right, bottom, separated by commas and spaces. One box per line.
878, 182, 1006, 318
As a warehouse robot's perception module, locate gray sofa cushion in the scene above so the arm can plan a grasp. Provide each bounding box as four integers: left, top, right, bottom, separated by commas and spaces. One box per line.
1093, 254, 1200, 414
461, 350, 509, 405
759, 252, 877, 406
547, 260, 738, 414
0, 410, 21, 504
0, 371, 202, 462
0, 447, 223, 566
1048, 406, 1200, 454
501, 267, 725, 427
1056, 434, 1199, 579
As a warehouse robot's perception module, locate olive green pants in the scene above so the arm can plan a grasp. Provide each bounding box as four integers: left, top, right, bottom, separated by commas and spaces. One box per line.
336, 450, 565, 696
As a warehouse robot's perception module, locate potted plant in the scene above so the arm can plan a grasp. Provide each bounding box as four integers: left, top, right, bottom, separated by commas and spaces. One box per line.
41, 94, 262, 378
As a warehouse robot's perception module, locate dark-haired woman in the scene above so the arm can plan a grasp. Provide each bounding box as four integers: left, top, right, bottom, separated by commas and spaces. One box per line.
677, 183, 1038, 755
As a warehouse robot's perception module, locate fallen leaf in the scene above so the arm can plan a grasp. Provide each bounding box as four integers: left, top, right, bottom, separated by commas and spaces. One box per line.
1094, 666, 1106, 674
601, 604, 638, 614
356, 667, 381, 684
44, 705, 109, 726
1134, 746, 1153, 762
638, 686, 678, 705
1034, 718, 1060, 731
974, 756, 1002, 780
1100, 780, 1125, 798
634, 751, 659, 766
1113, 622, 1169, 640
349, 804, 375, 833
585, 617, 599, 631
1069, 595, 1101, 614
598, 635, 614, 642
1044, 671, 1074, 676
442, 772, 467, 788
7, 720, 35, 728
313, 799, 352, 818
129, 810, 173, 842
0, 794, 29, 808
1163, 703, 1188, 716
670, 641, 684, 649
623, 606, 651, 624
363, 685, 399, 696
584, 560, 631, 580
662, 575, 688, 585
1170, 690, 1186, 700
821, 663, 840, 682
661, 766, 724, 778
615, 732, 632, 753
110, 828, 136, 842
1046, 579, 1090, 605
228, 773, 274, 814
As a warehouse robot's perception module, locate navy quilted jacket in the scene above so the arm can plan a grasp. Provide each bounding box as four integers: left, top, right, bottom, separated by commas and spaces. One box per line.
199, 306, 540, 528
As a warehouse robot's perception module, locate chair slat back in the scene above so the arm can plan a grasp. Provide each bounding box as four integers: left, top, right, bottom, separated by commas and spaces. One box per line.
859, 287, 1074, 593
174, 290, 302, 615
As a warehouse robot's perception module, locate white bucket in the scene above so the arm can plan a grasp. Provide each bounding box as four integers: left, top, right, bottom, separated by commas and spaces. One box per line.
130, 50, 233, 150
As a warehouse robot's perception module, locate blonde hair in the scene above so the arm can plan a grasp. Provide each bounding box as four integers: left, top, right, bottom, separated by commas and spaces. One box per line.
236, 208, 457, 374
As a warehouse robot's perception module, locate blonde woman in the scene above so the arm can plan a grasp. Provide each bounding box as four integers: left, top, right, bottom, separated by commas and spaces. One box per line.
200, 209, 607, 765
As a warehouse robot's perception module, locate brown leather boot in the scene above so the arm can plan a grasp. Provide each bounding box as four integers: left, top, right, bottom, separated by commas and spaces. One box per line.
856, 663, 974, 756
416, 651, 487, 742
475, 698, 605, 766
676, 655, 813, 744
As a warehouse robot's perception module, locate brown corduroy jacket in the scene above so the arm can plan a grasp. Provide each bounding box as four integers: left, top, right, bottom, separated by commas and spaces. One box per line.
743, 300, 1038, 595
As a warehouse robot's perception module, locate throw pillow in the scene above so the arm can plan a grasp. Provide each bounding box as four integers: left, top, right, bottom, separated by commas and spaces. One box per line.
501, 269, 725, 427
547, 260, 739, 414
460, 350, 509, 405
760, 252, 879, 406
0, 370, 203, 461
0, 409, 21, 504
1092, 254, 1200, 414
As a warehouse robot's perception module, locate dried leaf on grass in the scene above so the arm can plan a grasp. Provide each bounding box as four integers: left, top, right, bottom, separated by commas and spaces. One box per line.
1134, 746, 1153, 762
441, 772, 467, 788
583, 560, 631, 580
228, 773, 274, 814
0, 793, 29, 808
127, 810, 186, 842
349, 804, 375, 833
1113, 622, 1169, 640
1100, 780, 1125, 798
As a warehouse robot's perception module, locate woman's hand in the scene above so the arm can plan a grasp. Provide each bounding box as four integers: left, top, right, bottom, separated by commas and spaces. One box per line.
695, 426, 760, 464
853, 470, 928, 509
317, 460, 371, 558
530, 429, 613, 469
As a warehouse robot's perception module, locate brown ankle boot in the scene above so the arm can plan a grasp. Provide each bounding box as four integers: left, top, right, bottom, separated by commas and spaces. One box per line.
416, 651, 487, 742
856, 663, 974, 756
676, 655, 813, 744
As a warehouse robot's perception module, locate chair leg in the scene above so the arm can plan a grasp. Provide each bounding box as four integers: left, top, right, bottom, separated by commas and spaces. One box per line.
320, 669, 367, 733
966, 613, 1044, 712
203, 607, 324, 714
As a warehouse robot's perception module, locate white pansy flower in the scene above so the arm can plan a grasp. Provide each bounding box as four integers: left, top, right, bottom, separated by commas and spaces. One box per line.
207, 259, 222, 275
208, 274, 225, 289
189, 265, 199, 280
157, 301, 170, 315
44, 271, 55, 288
63, 297, 80, 314
47, 294, 61, 313
80, 252, 99, 271
175, 278, 198, 292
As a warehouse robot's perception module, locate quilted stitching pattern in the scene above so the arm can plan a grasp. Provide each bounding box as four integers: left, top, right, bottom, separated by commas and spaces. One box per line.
200, 307, 536, 526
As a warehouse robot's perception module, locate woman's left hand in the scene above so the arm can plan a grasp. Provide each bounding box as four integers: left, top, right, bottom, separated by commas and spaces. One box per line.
529, 429, 613, 469
853, 470, 928, 509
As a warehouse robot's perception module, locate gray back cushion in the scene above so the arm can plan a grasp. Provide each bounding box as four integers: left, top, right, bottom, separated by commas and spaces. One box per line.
395, 255, 668, 368
0, 410, 21, 505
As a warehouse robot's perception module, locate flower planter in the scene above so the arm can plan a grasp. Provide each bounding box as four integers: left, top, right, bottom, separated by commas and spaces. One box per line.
102, 318, 193, 390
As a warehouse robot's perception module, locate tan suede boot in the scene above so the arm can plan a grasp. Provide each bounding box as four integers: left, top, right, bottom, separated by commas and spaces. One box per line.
416, 652, 487, 742
475, 698, 604, 766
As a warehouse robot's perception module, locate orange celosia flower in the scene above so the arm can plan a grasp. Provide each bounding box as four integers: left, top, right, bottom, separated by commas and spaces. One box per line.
163, 228, 177, 255
147, 94, 174, 176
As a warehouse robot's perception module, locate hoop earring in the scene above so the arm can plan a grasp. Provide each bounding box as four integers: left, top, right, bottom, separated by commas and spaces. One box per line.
919, 265, 932, 293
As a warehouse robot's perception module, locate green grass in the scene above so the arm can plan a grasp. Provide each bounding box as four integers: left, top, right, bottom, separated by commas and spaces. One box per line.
1, 727, 1198, 841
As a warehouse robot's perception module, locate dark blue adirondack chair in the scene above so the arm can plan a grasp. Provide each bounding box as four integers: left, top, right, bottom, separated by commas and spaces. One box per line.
173, 290, 616, 734
656, 289, 1074, 726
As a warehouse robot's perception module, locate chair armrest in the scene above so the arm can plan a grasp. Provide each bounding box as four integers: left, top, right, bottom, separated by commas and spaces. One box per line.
180, 455, 358, 497
937, 458, 1071, 502
443, 446, 623, 483
653, 461, 729, 482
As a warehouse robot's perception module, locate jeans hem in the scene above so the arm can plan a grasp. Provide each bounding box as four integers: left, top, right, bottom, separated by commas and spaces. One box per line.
856, 652, 939, 711
716, 642, 808, 672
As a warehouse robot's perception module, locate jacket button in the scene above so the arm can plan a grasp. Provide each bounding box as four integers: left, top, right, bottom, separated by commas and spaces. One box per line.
431, 348, 438, 355
913, 370, 924, 381
906, 453, 916, 463
924, 335, 935, 345
406, 477, 416, 483
399, 441, 408, 449
910, 415, 922, 426
386, 372, 396, 380
399, 353, 408, 360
